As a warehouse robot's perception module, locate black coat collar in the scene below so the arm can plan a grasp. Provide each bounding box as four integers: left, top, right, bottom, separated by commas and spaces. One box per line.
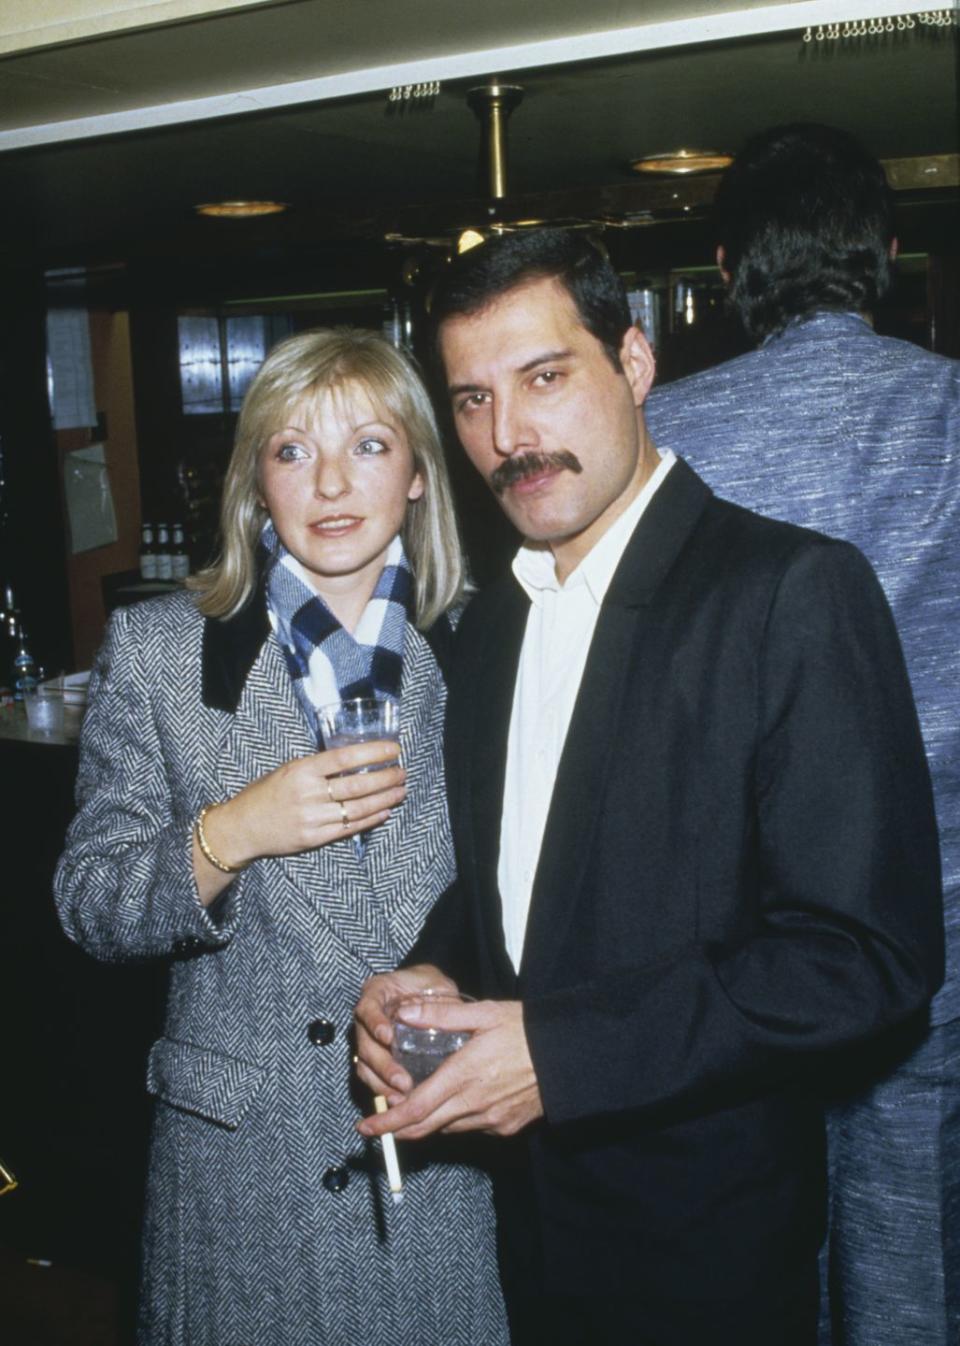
604, 455, 713, 608
201, 578, 271, 713
200, 572, 455, 714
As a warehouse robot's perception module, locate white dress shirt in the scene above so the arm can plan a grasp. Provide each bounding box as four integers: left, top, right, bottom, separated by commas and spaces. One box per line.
498, 451, 676, 970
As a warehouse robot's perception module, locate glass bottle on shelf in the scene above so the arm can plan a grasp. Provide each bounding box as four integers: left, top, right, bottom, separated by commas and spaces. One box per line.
154, 523, 173, 581
0, 583, 17, 699
3, 583, 19, 640
12, 622, 37, 702
171, 524, 190, 581
139, 523, 158, 581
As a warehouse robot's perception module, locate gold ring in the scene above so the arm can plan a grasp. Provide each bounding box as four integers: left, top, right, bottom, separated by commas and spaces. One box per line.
352, 1053, 359, 1065
340, 801, 350, 828
326, 778, 336, 803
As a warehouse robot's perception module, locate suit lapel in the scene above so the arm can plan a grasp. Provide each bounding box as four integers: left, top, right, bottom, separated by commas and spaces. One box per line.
465, 581, 530, 989
520, 458, 712, 985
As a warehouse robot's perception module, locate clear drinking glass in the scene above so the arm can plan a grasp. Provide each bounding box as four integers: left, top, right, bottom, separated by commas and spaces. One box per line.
387, 989, 476, 1084
24, 684, 64, 734
317, 696, 400, 773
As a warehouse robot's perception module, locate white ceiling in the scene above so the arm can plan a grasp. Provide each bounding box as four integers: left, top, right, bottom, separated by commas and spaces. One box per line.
0, 0, 945, 147
0, 0, 269, 55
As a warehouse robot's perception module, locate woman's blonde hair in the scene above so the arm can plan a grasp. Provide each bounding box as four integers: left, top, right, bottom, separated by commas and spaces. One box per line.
190, 327, 465, 628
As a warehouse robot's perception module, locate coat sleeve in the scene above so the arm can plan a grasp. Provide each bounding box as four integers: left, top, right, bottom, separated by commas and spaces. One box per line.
524, 540, 944, 1125
53, 605, 241, 962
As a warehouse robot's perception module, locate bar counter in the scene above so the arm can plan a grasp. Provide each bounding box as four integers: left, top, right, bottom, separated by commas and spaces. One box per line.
0, 698, 82, 748
0, 702, 164, 1290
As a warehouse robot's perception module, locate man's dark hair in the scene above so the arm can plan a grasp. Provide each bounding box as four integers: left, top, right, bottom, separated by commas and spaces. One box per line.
713, 122, 895, 343
429, 228, 633, 371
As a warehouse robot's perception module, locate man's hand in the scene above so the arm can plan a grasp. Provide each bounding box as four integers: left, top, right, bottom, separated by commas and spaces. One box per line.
356, 998, 544, 1140
353, 964, 457, 1101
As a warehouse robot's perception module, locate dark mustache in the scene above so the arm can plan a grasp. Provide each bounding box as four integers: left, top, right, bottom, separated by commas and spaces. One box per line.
490, 451, 583, 494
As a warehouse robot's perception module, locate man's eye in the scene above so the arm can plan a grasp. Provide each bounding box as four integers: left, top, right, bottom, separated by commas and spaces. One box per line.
533, 370, 560, 387
457, 393, 489, 413
355, 438, 388, 456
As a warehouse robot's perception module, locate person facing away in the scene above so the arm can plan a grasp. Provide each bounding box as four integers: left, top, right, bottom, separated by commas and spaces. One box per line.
644, 122, 960, 1346
352, 226, 944, 1346
53, 328, 508, 1346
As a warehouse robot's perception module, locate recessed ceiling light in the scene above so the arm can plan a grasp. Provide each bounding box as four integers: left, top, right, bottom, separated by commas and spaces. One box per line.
630, 149, 733, 175
194, 200, 289, 219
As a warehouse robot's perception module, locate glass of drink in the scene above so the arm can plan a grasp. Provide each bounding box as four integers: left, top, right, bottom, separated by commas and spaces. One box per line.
387, 989, 476, 1084
24, 684, 64, 735
317, 696, 400, 774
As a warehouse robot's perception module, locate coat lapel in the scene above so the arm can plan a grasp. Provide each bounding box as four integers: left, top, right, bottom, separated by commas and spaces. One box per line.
520, 458, 712, 986
202, 594, 401, 968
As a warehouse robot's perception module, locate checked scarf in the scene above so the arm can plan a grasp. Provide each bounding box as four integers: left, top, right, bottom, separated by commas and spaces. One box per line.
262, 520, 412, 743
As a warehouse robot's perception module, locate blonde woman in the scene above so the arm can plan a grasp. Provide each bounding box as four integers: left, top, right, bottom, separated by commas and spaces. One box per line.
55, 329, 507, 1346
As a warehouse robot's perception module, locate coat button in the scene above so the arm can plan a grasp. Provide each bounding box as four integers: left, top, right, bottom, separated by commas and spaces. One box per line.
172, 936, 203, 957
307, 1018, 335, 1047
322, 1166, 349, 1194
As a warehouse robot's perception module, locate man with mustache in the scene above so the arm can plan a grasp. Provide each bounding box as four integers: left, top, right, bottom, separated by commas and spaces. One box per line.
355, 228, 943, 1346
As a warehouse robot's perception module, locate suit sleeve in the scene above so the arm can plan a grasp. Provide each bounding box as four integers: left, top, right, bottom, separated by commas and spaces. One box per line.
524, 541, 944, 1125
53, 606, 241, 962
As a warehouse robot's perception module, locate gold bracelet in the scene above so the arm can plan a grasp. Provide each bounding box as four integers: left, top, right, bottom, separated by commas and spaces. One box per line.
195, 803, 244, 875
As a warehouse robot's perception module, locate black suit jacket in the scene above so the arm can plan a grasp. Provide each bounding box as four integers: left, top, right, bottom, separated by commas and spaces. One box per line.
414, 458, 943, 1301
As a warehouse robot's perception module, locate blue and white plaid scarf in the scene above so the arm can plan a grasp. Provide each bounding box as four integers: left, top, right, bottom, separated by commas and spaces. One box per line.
262, 521, 412, 743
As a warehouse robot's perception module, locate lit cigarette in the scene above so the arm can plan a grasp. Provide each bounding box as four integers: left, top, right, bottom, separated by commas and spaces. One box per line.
374, 1095, 403, 1203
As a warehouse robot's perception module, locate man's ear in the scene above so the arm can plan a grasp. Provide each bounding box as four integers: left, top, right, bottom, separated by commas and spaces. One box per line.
619, 326, 656, 406
716, 245, 731, 285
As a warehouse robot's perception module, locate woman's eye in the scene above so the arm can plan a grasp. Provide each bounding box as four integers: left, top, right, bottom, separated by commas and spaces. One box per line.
354, 438, 388, 456
275, 441, 307, 462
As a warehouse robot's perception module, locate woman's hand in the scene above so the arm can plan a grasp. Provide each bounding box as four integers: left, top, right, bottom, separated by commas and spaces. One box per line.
193, 739, 405, 904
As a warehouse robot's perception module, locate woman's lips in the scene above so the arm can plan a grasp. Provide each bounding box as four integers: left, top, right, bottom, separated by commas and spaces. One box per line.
309, 515, 362, 536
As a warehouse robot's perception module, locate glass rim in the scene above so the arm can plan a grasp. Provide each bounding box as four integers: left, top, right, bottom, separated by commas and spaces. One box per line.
385, 988, 476, 1015
317, 695, 399, 712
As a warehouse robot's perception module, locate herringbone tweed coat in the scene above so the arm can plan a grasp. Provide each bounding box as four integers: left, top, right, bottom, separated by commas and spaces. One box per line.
54, 589, 508, 1346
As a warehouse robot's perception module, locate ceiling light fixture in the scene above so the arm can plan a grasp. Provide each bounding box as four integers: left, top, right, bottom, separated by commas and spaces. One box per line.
467, 78, 524, 200
630, 149, 733, 176
457, 229, 487, 254
194, 200, 289, 219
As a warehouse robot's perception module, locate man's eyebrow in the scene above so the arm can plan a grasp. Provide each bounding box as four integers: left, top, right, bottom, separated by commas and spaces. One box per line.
448, 348, 575, 397
518, 348, 573, 373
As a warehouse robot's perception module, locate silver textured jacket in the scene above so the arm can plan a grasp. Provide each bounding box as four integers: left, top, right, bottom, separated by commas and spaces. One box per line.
647, 312, 960, 1025
54, 589, 507, 1346
647, 314, 960, 1345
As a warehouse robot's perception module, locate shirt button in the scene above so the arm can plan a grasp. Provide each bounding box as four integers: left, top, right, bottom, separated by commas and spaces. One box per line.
323, 1166, 350, 1194
307, 1019, 336, 1046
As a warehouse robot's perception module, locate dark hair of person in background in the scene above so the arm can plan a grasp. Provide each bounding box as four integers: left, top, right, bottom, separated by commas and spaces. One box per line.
713, 122, 896, 344
429, 227, 633, 371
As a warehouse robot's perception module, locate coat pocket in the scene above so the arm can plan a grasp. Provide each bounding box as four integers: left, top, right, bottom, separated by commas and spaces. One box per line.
146, 1037, 267, 1129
